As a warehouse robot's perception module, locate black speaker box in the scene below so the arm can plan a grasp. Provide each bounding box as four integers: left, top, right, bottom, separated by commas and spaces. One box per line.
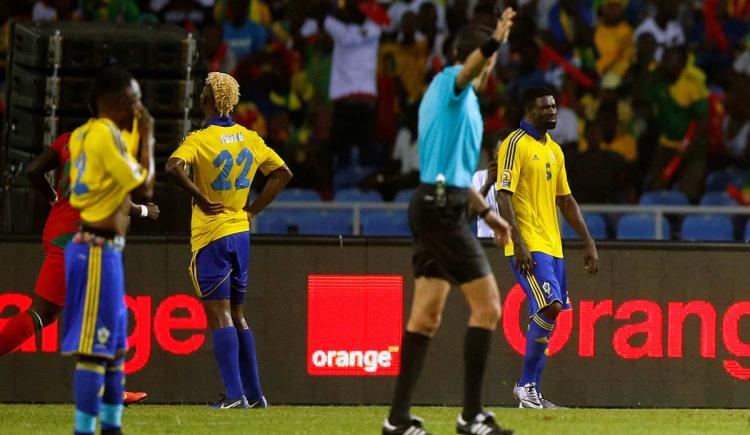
11, 21, 196, 75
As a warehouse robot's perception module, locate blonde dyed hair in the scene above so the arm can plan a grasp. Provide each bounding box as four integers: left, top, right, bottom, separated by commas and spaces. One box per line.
205, 72, 240, 116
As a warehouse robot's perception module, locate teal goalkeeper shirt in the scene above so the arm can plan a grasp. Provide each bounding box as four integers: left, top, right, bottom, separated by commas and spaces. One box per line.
417, 65, 483, 188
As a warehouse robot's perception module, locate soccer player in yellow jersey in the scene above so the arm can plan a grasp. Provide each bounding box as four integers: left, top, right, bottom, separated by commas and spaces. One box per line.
61, 67, 155, 435
496, 87, 599, 409
166, 72, 292, 409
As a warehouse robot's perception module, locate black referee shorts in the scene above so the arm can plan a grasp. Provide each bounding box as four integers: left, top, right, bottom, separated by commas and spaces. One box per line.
408, 183, 491, 285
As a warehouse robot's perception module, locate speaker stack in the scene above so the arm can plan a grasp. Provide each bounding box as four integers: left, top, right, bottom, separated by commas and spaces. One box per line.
2, 21, 204, 232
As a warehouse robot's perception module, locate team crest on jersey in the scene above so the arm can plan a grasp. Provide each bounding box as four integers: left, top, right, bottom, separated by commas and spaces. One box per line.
542, 281, 551, 296
96, 327, 110, 345
500, 170, 512, 188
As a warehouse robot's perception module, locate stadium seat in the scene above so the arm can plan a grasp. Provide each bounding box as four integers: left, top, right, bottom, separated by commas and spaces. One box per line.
333, 164, 372, 190
298, 209, 353, 235
699, 192, 737, 206
705, 168, 745, 192
361, 209, 410, 236
638, 190, 689, 206
253, 208, 308, 234
616, 214, 670, 240
744, 221, 750, 242
680, 215, 734, 241
335, 188, 382, 202
274, 188, 321, 202
561, 213, 607, 240
394, 188, 416, 203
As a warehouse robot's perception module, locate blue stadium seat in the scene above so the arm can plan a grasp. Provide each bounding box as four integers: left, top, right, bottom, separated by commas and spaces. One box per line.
561, 213, 607, 240
361, 209, 410, 236
335, 188, 382, 202
274, 188, 321, 202
638, 190, 689, 206
254, 208, 308, 234
394, 188, 416, 203
705, 168, 745, 192
680, 215, 734, 241
298, 209, 353, 235
333, 165, 372, 190
699, 192, 737, 206
744, 220, 750, 242
616, 214, 670, 240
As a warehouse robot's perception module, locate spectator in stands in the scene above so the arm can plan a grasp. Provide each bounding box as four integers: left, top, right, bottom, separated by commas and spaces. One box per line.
324, 0, 381, 168
549, 98, 579, 151
644, 45, 708, 201
688, 0, 750, 87
568, 119, 628, 204
594, 0, 633, 79
202, 23, 237, 73
507, 40, 550, 101
222, 0, 268, 60
387, 0, 447, 34
633, 0, 685, 61
546, 0, 594, 62
380, 11, 429, 108
720, 73, 750, 165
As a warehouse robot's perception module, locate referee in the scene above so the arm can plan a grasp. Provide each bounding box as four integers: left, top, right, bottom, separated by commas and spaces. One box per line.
383, 8, 516, 435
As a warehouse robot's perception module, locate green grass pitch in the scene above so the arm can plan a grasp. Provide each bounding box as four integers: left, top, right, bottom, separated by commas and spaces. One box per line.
1, 405, 748, 434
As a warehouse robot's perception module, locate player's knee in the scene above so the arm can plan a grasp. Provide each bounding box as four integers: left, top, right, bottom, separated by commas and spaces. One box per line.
472, 302, 501, 327
230, 311, 248, 330
408, 311, 442, 336
541, 302, 563, 320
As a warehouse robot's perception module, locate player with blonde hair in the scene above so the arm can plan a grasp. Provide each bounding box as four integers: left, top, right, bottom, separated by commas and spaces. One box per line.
166, 72, 292, 408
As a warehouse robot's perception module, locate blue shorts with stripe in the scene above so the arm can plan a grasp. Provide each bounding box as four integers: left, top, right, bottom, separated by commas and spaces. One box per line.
188, 232, 249, 304
509, 252, 571, 318
61, 240, 127, 360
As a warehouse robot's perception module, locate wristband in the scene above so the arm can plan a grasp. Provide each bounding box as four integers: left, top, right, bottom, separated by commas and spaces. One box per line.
139, 204, 148, 218
478, 207, 492, 219
480, 37, 500, 58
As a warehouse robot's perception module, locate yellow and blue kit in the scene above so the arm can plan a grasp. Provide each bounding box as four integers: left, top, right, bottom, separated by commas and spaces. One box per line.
61, 118, 146, 359
170, 116, 285, 301
497, 121, 571, 315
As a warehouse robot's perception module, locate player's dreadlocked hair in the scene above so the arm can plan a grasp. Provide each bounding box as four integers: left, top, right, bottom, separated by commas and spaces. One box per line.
205, 72, 240, 116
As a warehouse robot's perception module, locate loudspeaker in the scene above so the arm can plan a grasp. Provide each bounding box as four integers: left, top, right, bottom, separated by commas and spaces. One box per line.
11, 21, 197, 75
9, 65, 199, 115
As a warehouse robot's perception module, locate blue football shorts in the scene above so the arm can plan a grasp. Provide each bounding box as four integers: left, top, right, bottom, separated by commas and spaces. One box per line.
188, 232, 250, 305
509, 252, 571, 318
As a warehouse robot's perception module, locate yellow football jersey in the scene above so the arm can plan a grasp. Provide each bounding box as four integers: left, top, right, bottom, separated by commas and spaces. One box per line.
496, 128, 571, 258
171, 120, 285, 251
69, 118, 148, 223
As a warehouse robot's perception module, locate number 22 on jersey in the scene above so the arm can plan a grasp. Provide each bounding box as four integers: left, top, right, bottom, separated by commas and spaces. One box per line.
211, 148, 253, 191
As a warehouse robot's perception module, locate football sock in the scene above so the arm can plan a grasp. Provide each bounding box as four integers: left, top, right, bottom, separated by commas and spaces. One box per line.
73, 360, 105, 435
388, 331, 431, 425
519, 313, 555, 386
237, 327, 264, 401
462, 327, 492, 421
534, 351, 548, 395
101, 359, 124, 431
212, 326, 244, 400
0, 309, 43, 355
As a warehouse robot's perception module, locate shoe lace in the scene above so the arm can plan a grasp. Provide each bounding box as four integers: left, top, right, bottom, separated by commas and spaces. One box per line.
524, 384, 541, 403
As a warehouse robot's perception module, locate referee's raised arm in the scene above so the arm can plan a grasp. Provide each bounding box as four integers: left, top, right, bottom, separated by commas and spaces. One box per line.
455, 7, 516, 91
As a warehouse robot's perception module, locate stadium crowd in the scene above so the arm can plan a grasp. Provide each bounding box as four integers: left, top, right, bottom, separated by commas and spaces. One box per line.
2, 0, 750, 204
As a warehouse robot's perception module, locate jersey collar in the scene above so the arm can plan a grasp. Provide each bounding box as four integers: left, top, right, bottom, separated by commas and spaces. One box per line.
204, 116, 236, 128
520, 120, 544, 142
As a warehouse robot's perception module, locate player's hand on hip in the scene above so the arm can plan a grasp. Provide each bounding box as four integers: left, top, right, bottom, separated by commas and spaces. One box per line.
584, 241, 599, 275
196, 196, 224, 215
484, 211, 511, 247
146, 202, 160, 220
494, 7, 516, 42
514, 243, 534, 274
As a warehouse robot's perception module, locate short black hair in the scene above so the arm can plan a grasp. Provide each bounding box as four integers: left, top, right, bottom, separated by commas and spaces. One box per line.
521, 86, 555, 111
452, 26, 493, 63
92, 67, 134, 103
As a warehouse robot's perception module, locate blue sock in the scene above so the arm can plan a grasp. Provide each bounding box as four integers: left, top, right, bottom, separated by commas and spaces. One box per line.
101, 359, 124, 431
73, 361, 105, 435
534, 352, 548, 395
519, 313, 554, 386
212, 326, 244, 400
237, 327, 264, 400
